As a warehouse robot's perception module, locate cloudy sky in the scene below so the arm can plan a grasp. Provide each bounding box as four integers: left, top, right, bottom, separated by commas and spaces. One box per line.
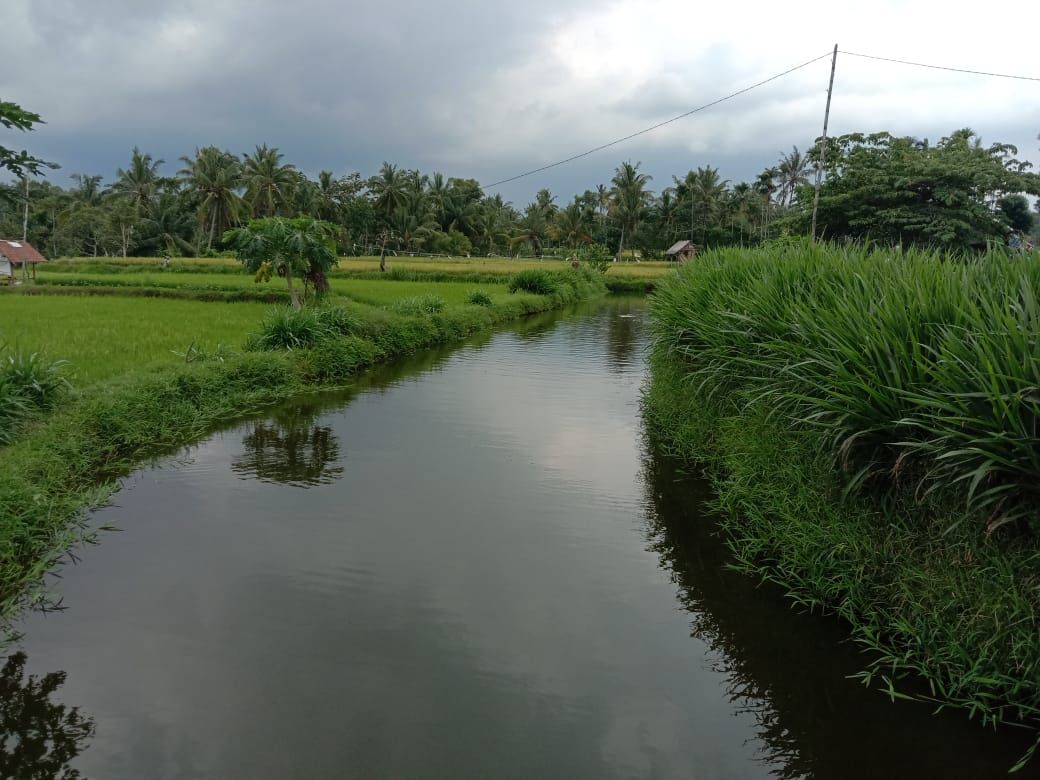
4, 0, 1039, 204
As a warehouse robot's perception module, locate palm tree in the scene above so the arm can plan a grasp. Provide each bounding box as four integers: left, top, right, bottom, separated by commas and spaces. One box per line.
755, 167, 780, 239
610, 161, 652, 262
775, 146, 811, 206
179, 146, 243, 250
70, 174, 104, 206
242, 144, 297, 218
367, 162, 409, 222
688, 166, 729, 246
595, 183, 610, 241
534, 188, 558, 218
112, 147, 163, 211
512, 203, 551, 257
551, 199, 594, 247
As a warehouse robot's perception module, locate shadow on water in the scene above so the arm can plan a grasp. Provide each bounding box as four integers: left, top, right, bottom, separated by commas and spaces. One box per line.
0, 651, 94, 779
641, 442, 1038, 779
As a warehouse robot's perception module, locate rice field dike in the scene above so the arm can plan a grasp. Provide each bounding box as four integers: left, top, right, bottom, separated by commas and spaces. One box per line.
0, 265, 607, 638
642, 239, 1040, 769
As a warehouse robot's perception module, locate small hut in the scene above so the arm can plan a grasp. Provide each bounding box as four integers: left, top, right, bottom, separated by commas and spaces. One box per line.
665, 240, 697, 263
0, 240, 47, 283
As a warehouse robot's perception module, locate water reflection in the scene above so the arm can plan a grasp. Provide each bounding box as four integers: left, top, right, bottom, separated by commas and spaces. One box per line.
0, 652, 94, 779
231, 404, 344, 487
640, 441, 1035, 779
605, 298, 641, 372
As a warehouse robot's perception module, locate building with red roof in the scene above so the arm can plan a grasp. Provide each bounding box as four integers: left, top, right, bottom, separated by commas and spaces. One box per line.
0, 239, 47, 283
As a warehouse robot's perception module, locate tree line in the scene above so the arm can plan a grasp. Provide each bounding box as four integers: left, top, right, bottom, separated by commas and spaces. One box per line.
1, 99, 1038, 258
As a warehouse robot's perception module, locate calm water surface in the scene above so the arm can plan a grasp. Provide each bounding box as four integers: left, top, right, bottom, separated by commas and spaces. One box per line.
8, 299, 1035, 778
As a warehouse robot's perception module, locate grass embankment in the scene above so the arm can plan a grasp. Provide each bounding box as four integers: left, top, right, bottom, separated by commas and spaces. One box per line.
643, 242, 1040, 751
32, 255, 671, 293
0, 268, 605, 633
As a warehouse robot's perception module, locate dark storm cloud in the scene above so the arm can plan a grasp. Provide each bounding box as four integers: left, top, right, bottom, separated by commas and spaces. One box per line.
3, 0, 1039, 205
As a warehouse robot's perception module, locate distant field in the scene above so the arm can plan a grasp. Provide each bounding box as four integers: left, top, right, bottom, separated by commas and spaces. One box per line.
0, 297, 270, 384
42, 255, 674, 281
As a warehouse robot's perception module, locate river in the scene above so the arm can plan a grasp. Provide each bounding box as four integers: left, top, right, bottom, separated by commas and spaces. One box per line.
6, 298, 1034, 778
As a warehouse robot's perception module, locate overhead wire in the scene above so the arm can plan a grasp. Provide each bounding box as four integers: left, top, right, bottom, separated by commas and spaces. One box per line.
839, 50, 1040, 83
482, 50, 834, 190
480, 48, 1039, 193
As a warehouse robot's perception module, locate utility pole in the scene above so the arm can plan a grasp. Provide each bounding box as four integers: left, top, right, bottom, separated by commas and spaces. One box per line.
810, 44, 838, 243
22, 177, 29, 241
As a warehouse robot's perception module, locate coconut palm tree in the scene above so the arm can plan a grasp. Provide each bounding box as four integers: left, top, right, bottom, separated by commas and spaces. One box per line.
112, 147, 164, 211
368, 162, 409, 222
610, 161, 652, 261
551, 199, 594, 248
512, 203, 551, 257
755, 167, 780, 238
776, 146, 811, 206
70, 174, 104, 206
178, 146, 243, 250
243, 144, 297, 218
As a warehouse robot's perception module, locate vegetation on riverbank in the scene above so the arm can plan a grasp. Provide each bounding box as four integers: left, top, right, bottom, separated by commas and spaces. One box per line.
0, 267, 605, 637
643, 241, 1040, 758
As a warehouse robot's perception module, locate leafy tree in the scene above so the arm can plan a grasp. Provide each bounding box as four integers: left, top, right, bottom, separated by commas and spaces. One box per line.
998, 194, 1034, 234
225, 217, 337, 308
0, 101, 58, 184
551, 198, 594, 247
804, 129, 1040, 247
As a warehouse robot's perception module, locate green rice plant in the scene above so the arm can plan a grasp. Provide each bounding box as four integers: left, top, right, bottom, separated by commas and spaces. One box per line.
392, 294, 445, 316
508, 269, 558, 296
466, 289, 494, 307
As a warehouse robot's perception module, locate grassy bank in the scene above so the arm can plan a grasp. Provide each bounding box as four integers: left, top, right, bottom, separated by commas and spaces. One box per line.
0, 268, 605, 635
643, 242, 1040, 754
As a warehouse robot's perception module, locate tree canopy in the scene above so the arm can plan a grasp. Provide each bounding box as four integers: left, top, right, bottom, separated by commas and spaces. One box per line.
802, 129, 1040, 247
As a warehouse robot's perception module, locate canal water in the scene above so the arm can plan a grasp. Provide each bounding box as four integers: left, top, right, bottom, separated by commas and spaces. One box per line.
6, 298, 1034, 778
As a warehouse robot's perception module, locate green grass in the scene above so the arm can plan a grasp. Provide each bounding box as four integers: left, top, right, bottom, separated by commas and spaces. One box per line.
644, 239, 1040, 750
0, 297, 270, 384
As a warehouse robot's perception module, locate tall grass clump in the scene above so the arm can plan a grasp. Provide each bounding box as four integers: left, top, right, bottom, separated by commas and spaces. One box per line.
392, 294, 445, 316
466, 289, 494, 307
508, 269, 558, 296
0, 346, 71, 444
248, 305, 359, 351
645, 239, 1040, 750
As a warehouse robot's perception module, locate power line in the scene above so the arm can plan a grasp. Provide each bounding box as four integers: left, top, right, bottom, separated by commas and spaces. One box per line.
840, 50, 1040, 82
482, 50, 834, 190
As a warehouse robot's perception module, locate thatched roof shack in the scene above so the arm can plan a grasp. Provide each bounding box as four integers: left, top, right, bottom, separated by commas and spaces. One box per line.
665, 240, 697, 262
0, 240, 47, 282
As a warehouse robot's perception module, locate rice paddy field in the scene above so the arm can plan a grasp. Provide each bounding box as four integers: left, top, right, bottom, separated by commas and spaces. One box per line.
2, 269, 513, 384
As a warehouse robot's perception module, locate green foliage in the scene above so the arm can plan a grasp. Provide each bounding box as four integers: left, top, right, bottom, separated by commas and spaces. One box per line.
0, 345, 71, 444
647, 240, 1040, 747
578, 243, 613, 273
224, 217, 337, 308
392, 294, 445, 316
466, 289, 494, 307
803, 129, 1040, 247
248, 305, 359, 351
651, 240, 1040, 531
0, 101, 58, 182
508, 269, 558, 295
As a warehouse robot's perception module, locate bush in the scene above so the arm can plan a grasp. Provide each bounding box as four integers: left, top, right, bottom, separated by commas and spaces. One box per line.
247, 305, 361, 351
298, 336, 380, 383
508, 269, 558, 296
1, 349, 70, 410
466, 289, 494, 307
393, 295, 445, 316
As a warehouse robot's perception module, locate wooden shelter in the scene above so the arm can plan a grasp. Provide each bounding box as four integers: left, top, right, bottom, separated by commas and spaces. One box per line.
665, 240, 697, 263
0, 239, 46, 283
